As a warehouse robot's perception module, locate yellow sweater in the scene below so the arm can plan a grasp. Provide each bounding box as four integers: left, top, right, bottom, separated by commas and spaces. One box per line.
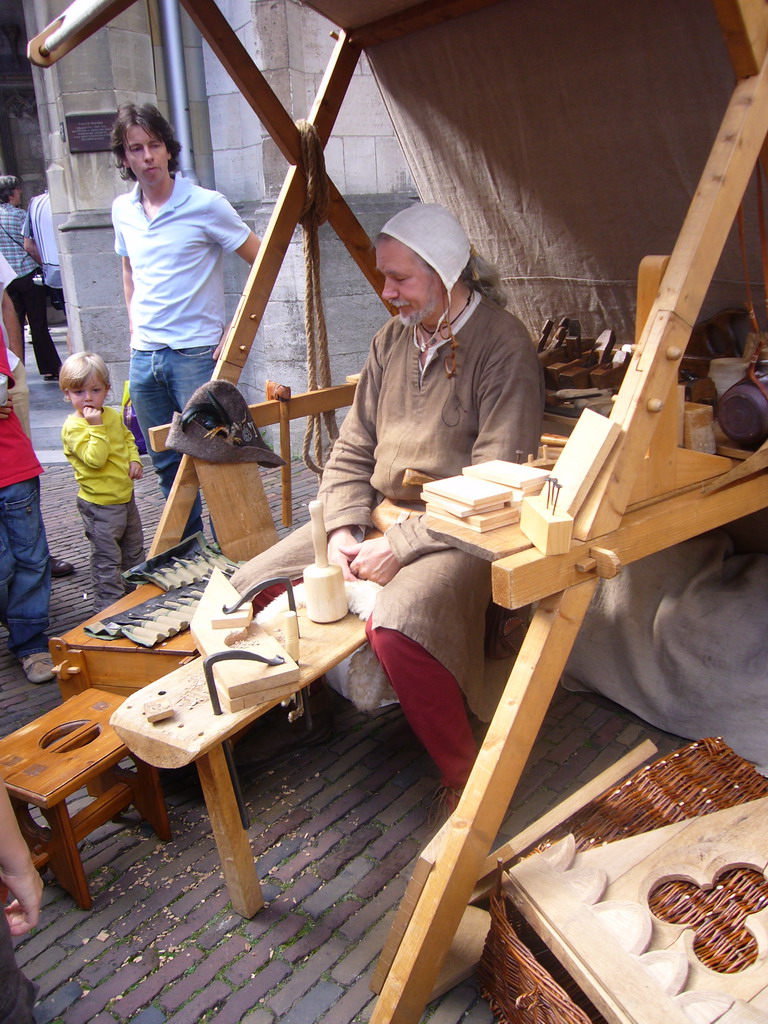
62, 406, 140, 505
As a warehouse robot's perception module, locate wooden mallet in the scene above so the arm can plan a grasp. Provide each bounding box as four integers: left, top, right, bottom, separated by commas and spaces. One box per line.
303, 500, 348, 623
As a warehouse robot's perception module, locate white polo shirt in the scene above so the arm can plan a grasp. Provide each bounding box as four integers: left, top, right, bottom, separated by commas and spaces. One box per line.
112, 174, 251, 351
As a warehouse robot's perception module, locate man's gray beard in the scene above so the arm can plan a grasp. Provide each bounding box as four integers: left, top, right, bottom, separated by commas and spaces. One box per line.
397, 296, 440, 328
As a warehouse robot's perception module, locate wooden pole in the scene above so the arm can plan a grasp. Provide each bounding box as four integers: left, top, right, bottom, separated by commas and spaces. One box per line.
370, 581, 598, 1024
577, 50, 768, 540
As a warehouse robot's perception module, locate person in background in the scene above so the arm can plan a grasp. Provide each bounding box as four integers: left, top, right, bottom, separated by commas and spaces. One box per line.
110, 103, 261, 539
0, 250, 73, 581
0, 176, 61, 382
23, 190, 69, 354
59, 352, 145, 612
0, 782, 42, 1023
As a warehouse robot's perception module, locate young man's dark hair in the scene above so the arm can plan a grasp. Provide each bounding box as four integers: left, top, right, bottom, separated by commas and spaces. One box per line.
110, 104, 181, 182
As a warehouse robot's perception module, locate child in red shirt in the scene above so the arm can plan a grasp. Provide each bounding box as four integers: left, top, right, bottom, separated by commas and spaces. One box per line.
0, 343, 54, 683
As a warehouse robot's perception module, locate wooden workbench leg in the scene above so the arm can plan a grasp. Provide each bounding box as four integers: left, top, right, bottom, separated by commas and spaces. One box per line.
370, 580, 597, 1024
195, 744, 265, 917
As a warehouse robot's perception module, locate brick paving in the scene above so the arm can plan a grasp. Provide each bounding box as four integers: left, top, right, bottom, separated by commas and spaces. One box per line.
2, 362, 687, 1022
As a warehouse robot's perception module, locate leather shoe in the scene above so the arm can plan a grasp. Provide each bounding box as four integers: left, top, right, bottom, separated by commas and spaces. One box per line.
21, 652, 55, 684
51, 557, 75, 578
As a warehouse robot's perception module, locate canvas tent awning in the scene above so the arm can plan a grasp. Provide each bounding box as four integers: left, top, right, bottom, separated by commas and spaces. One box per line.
303, 0, 749, 344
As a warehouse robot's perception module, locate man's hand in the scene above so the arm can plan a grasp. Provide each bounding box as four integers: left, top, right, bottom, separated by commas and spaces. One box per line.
129, 461, 143, 480
83, 406, 103, 425
327, 527, 360, 581
0, 397, 13, 420
339, 535, 401, 586
213, 326, 228, 361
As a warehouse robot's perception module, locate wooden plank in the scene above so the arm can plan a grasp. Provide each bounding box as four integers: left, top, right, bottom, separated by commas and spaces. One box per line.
422, 475, 514, 508
634, 256, 671, 346
147, 455, 200, 557
193, 460, 278, 563
369, 581, 598, 1024
713, 0, 768, 78
190, 570, 299, 703
425, 516, 532, 563
545, 409, 622, 519
508, 798, 768, 1014
507, 855, 692, 1024
577, 53, 768, 541
462, 461, 550, 491
149, 384, 357, 453
429, 906, 490, 1000
701, 435, 768, 493
492, 472, 768, 609
425, 504, 520, 533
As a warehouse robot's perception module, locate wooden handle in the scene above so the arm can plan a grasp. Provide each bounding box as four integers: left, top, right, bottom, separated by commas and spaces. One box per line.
308, 500, 329, 568
283, 610, 299, 661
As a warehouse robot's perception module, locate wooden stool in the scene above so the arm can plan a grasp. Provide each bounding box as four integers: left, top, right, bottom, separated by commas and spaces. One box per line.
0, 689, 171, 909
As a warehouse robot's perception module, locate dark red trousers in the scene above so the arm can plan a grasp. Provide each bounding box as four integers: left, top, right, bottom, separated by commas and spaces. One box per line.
365, 620, 477, 790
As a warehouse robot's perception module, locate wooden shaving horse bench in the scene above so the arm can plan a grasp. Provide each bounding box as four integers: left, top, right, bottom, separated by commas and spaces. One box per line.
0, 689, 170, 909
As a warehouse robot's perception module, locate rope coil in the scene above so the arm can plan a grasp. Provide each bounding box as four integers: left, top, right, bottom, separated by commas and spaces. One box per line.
297, 119, 338, 475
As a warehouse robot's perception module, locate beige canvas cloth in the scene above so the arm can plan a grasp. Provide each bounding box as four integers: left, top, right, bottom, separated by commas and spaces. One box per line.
361, 0, 756, 343
562, 530, 768, 774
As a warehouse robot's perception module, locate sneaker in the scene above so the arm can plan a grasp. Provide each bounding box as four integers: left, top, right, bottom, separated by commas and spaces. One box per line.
21, 652, 55, 684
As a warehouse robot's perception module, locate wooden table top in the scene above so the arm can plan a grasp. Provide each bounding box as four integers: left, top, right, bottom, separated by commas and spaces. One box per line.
111, 611, 367, 769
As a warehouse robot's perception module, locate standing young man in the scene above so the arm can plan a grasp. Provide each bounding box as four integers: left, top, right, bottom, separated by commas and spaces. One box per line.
110, 104, 261, 538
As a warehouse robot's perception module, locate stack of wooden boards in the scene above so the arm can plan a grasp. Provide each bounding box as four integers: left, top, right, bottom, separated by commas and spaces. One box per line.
190, 569, 299, 713
422, 461, 550, 533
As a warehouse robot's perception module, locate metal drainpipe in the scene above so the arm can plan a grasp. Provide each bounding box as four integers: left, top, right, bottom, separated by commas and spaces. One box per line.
158, 0, 198, 184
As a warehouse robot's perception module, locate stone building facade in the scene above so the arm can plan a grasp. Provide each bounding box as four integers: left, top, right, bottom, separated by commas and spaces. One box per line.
10, 0, 414, 437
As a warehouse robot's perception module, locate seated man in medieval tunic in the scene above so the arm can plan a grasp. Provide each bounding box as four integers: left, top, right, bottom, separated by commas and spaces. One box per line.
232, 203, 544, 808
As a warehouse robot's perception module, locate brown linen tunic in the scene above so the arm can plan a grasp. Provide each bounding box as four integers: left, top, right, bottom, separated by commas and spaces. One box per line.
231, 297, 543, 713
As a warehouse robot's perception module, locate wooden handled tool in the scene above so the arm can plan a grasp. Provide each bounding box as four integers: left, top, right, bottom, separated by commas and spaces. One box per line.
303, 500, 348, 623
402, 468, 436, 488
283, 610, 299, 661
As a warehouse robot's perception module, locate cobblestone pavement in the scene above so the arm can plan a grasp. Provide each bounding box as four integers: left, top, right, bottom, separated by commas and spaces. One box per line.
3, 384, 686, 1023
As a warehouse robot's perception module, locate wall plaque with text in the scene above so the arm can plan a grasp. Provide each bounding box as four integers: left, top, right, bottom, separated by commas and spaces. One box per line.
65, 113, 116, 154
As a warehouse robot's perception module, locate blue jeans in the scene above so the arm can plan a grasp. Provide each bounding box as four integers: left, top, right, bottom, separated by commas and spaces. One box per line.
0, 477, 51, 659
129, 346, 216, 539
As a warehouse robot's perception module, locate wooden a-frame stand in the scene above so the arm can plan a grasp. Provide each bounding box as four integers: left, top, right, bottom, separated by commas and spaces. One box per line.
29, 2, 768, 1020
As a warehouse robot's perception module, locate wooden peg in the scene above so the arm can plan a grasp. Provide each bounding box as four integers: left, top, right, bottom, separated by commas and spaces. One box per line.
589, 546, 622, 578
143, 698, 174, 723
283, 610, 299, 661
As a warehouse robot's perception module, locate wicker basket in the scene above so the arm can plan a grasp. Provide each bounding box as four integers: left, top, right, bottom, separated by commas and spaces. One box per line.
478, 737, 768, 1024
